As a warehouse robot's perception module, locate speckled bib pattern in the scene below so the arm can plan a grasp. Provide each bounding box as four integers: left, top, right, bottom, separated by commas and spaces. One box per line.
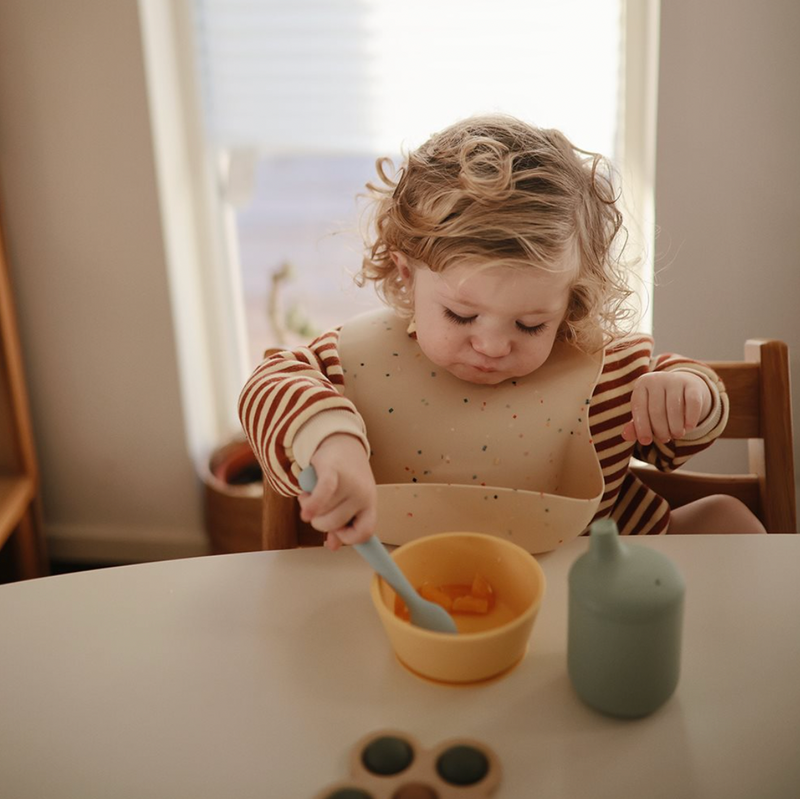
339, 309, 604, 553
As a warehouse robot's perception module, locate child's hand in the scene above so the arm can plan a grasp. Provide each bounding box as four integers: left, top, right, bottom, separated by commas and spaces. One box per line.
622, 372, 712, 445
298, 433, 377, 551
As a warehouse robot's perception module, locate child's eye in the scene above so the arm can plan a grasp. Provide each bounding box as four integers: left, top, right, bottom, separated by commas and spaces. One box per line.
443, 308, 476, 325
516, 322, 547, 336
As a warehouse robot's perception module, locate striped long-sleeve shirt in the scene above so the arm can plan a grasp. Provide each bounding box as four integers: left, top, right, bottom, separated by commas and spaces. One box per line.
239, 320, 728, 536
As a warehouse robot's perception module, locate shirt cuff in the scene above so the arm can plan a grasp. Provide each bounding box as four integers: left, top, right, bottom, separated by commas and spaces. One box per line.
289, 409, 370, 469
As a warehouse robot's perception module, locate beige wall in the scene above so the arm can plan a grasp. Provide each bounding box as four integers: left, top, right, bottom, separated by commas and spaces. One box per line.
0, 0, 797, 561
0, 0, 206, 561
654, 0, 800, 527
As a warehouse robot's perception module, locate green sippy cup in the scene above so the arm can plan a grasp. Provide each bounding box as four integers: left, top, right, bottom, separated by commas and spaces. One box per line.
567, 518, 685, 718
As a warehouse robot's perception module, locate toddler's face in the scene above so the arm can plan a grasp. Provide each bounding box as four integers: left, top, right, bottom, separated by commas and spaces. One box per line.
396, 255, 574, 385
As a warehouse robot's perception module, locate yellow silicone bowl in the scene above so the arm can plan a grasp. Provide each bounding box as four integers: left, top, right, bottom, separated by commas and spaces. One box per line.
369, 532, 546, 684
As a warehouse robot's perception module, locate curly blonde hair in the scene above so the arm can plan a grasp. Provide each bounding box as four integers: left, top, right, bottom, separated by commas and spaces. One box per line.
357, 114, 635, 351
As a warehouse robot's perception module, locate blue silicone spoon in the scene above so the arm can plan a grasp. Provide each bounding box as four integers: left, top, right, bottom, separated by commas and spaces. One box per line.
298, 466, 457, 634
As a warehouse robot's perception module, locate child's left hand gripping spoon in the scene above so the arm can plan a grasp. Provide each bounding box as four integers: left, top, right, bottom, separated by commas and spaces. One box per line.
299, 466, 458, 634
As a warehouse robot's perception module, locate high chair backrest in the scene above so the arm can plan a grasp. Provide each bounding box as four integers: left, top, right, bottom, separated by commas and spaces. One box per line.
631, 339, 796, 533
261, 338, 796, 548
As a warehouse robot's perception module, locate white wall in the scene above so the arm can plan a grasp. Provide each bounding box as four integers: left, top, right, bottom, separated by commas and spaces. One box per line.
0, 0, 797, 562
0, 0, 207, 561
654, 0, 800, 528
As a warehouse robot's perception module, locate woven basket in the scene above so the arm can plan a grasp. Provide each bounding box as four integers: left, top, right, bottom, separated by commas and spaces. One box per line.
202, 440, 263, 554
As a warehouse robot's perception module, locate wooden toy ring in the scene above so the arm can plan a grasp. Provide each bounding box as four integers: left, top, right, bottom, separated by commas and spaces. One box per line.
314, 729, 501, 798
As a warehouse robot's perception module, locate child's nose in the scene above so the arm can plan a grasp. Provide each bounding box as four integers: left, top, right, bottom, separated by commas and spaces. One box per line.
471, 332, 511, 358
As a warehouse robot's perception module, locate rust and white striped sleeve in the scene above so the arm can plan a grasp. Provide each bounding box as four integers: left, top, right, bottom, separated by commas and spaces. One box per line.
589, 335, 653, 525
587, 335, 729, 535
237, 328, 369, 496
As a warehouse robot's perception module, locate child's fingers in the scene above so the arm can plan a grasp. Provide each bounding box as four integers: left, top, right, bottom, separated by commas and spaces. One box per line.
665, 388, 687, 440
682, 381, 706, 431
332, 525, 371, 547
334, 506, 377, 546
306, 496, 361, 535
629, 385, 654, 445
297, 471, 337, 522
324, 531, 344, 551
298, 493, 324, 524
644, 386, 672, 443
298, 488, 339, 526
621, 420, 636, 441
323, 507, 375, 552
627, 372, 713, 445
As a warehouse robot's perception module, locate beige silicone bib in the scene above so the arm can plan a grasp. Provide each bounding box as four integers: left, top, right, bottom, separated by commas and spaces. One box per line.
339, 309, 604, 553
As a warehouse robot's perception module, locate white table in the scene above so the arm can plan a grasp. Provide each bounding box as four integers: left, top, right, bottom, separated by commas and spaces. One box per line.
1, 535, 798, 798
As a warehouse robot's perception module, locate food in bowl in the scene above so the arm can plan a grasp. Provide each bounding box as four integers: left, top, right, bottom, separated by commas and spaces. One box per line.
394, 573, 496, 621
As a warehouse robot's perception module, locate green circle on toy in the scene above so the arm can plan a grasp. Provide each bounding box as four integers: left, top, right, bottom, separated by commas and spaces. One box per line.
361, 735, 415, 776
436, 744, 490, 785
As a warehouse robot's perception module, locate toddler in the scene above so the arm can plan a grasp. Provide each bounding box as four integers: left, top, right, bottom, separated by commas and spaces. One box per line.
239, 115, 765, 551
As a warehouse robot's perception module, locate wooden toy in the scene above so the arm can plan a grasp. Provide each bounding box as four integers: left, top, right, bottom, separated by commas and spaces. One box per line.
314, 730, 501, 798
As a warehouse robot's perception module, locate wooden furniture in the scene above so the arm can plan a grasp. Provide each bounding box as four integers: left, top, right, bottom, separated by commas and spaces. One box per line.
261, 474, 322, 550
1, 536, 798, 797
261, 339, 797, 547
203, 439, 265, 554
632, 340, 796, 533
0, 202, 48, 579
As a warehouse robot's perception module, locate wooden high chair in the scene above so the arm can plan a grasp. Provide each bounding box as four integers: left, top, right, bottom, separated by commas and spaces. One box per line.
261, 338, 797, 548
631, 339, 796, 533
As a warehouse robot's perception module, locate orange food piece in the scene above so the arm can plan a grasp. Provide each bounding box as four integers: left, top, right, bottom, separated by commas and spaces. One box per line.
392, 573, 495, 620
471, 573, 494, 600
439, 584, 470, 601
418, 582, 454, 610
452, 594, 490, 614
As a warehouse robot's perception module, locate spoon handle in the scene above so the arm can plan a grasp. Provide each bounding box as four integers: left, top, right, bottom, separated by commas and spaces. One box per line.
298, 465, 457, 634
299, 466, 414, 595
353, 536, 418, 598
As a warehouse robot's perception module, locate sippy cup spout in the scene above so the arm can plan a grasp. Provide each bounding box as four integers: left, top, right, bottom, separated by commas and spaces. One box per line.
588, 518, 623, 561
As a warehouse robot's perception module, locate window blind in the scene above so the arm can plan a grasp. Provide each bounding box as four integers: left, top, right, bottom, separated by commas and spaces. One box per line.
190, 0, 623, 157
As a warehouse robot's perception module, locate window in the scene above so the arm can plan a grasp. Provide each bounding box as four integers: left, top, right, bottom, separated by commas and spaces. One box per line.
138, 0, 659, 462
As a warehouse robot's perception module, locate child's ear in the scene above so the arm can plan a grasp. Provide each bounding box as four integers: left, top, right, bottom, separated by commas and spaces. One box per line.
391, 252, 413, 285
